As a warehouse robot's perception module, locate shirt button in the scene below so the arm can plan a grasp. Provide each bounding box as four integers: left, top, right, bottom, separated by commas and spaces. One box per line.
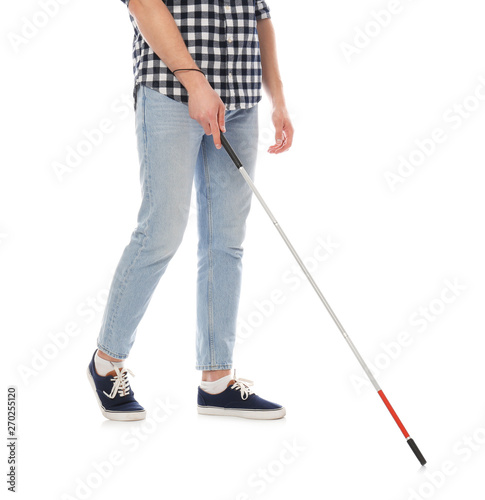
227, 37, 233, 43
228, 72, 233, 79
225, 5, 230, 11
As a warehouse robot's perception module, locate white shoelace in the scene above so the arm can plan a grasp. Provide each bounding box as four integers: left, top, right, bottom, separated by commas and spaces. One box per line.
103, 365, 135, 399
231, 370, 254, 400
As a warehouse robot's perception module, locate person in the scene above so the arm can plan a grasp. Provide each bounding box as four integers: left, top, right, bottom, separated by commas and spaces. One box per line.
87, 0, 294, 421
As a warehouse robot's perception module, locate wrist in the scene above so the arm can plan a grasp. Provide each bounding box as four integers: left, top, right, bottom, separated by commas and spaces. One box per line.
270, 92, 286, 110
265, 82, 285, 108
173, 69, 208, 94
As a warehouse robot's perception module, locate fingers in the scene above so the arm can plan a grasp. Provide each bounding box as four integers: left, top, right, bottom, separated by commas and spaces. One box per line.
210, 102, 226, 149
211, 120, 222, 149
202, 122, 212, 136
276, 128, 293, 154
268, 121, 294, 154
218, 102, 226, 134
275, 124, 284, 148
201, 117, 221, 149
268, 131, 286, 154
204, 103, 225, 149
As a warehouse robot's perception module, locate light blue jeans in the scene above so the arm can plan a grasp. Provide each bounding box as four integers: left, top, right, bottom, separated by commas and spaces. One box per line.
97, 84, 259, 370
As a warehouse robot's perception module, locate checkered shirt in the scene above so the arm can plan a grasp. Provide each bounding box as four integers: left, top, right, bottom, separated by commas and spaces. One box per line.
119, 0, 271, 111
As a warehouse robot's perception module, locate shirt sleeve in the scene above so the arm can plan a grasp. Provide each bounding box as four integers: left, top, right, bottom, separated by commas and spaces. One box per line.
255, 1, 271, 20
120, 0, 129, 6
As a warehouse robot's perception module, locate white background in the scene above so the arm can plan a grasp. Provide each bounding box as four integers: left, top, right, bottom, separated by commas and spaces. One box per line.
2, 0, 485, 499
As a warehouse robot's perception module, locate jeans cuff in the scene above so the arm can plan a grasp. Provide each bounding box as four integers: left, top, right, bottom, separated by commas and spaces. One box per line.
96, 343, 129, 360
195, 363, 233, 371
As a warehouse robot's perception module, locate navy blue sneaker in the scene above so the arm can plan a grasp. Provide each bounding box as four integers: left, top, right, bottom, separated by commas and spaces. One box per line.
87, 351, 146, 421
197, 372, 286, 420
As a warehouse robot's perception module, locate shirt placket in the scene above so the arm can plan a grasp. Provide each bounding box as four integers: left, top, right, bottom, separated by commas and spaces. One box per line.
223, 2, 236, 108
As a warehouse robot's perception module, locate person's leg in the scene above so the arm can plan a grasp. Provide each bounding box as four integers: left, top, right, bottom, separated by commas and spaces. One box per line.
96, 85, 204, 361
190, 104, 285, 419
194, 104, 259, 378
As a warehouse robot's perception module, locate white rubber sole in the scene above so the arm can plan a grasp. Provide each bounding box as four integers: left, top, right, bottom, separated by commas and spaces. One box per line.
197, 405, 286, 420
86, 367, 146, 422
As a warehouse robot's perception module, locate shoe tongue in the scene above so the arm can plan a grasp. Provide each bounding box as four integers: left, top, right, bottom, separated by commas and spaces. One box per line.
106, 369, 117, 377
227, 379, 236, 388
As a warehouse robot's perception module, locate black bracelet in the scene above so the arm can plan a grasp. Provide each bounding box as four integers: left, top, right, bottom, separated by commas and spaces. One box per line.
172, 68, 206, 77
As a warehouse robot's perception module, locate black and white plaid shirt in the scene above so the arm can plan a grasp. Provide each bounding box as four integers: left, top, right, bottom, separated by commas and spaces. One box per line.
119, 0, 271, 111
